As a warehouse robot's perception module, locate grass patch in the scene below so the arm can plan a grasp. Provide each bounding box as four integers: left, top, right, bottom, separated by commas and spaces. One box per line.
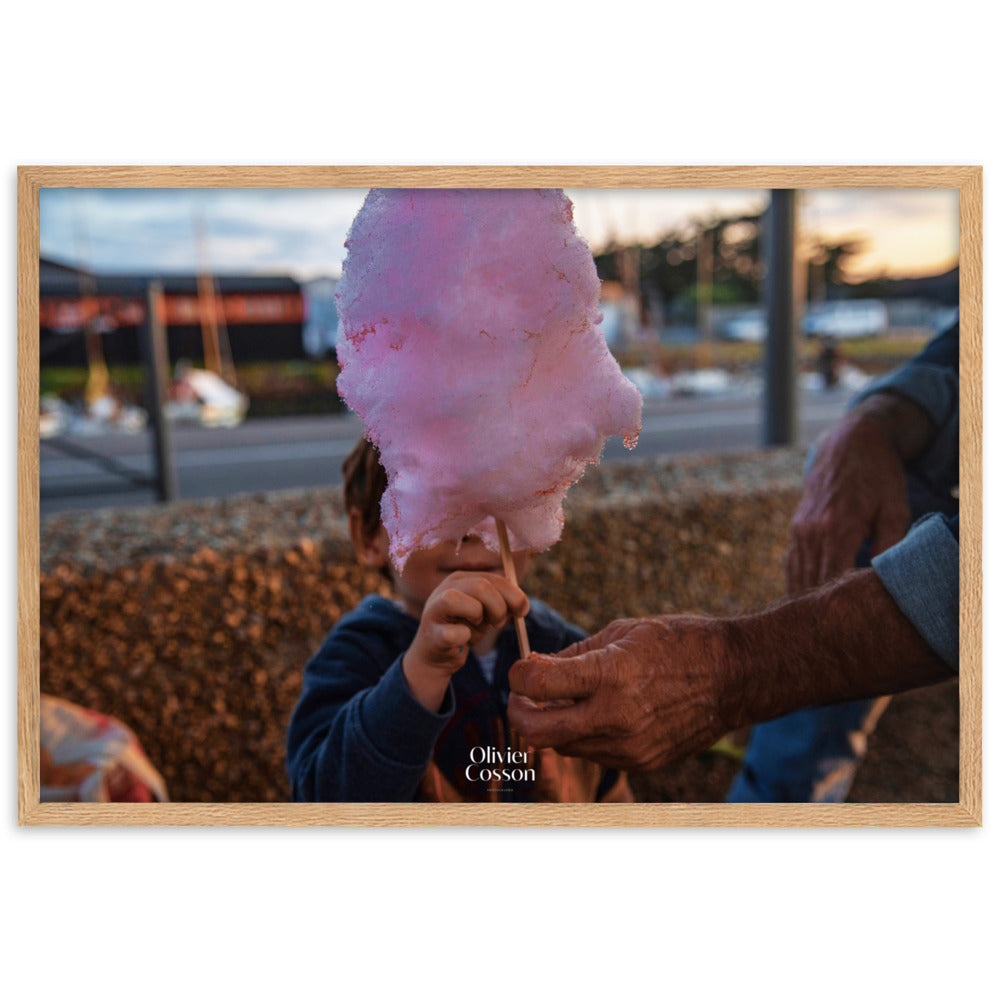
40, 338, 928, 416
613, 333, 927, 374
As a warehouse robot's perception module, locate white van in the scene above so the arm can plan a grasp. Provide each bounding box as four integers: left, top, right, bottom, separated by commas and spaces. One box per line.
803, 300, 888, 339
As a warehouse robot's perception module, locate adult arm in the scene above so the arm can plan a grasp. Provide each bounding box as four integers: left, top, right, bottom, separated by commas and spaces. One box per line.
510, 323, 963, 772
786, 320, 959, 594
785, 392, 932, 592
508, 566, 955, 772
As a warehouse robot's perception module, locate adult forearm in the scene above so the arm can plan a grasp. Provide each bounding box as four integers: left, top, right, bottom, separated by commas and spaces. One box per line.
717, 568, 953, 731
509, 564, 956, 772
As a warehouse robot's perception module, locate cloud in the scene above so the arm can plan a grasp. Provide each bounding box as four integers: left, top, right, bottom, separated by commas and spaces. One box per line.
800, 189, 959, 278
39, 187, 958, 282
40, 189, 367, 278
568, 188, 767, 248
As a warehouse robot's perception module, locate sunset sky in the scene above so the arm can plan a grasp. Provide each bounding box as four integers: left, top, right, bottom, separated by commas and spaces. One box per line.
39, 187, 959, 283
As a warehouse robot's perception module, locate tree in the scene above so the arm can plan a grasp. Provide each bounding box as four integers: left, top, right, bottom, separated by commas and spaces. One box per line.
593, 210, 765, 316
806, 236, 868, 301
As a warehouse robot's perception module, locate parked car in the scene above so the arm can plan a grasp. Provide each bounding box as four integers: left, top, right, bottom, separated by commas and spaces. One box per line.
720, 311, 766, 342
803, 300, 888, 339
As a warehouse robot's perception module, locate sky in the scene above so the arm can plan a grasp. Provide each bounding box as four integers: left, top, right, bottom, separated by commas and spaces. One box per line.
38, 187, 959, 284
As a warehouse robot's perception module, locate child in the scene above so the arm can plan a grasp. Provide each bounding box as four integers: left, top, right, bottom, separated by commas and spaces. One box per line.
286, 437, 632, 803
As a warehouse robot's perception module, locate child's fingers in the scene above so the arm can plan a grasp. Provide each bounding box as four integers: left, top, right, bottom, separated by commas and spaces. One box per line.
434, 622, 472, 651
455, 575, 523, 628
432, 587, 489, 627
423, 576, 529, 663
490, 575, 531, 619
432, 577, 523, 630
449, 573, 529, 622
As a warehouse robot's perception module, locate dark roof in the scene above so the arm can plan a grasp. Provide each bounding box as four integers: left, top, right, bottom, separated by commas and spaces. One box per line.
40, 270, 301, 297
881, 267, 959, 305
39, 256, 90, 280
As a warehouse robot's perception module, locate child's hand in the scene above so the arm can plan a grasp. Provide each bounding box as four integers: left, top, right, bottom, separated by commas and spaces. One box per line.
403, 573, 529, 711
411, 572, 530, 672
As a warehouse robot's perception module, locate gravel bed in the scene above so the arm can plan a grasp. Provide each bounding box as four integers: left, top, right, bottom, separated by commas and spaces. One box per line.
40, 448, 808, 575
37, 443, 959, 805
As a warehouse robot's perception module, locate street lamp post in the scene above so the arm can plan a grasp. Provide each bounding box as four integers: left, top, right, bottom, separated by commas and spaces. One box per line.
762, 189, 800, 447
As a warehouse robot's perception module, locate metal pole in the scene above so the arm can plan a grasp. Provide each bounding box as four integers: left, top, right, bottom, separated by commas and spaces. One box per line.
762, 189, 800, 446
141, 281, 179, 501
697, 226, 714, 342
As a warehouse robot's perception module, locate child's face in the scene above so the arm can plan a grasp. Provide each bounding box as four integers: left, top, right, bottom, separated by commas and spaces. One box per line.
349, 512, 530, 619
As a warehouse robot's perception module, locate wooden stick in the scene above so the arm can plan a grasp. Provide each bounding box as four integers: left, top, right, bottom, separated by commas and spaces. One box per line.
494, 518, 530, 659
495, 518, 532, 764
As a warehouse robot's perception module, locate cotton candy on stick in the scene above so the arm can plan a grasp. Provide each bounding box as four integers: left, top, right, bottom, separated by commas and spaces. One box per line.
336, 189, 642, 597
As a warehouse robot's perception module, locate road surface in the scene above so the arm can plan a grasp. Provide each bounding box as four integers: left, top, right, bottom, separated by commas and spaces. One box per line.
39, 386, 855, 515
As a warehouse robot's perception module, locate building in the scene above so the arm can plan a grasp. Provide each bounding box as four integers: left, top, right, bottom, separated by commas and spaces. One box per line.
40, 257, 307, 369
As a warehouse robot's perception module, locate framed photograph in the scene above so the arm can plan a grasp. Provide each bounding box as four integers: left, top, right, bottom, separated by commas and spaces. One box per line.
17, 165, 982, 827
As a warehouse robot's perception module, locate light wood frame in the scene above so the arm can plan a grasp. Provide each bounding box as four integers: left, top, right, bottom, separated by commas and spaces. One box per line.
18, 165, 982, 827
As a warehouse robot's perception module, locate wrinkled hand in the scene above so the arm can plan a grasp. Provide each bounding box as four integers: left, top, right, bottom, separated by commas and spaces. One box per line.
785, 406, 912, 595
507, 615, 733, 772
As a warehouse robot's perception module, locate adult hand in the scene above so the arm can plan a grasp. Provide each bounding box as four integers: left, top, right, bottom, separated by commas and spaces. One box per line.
507, 615, 733, 771
784, 394, 931, 594
508, 571, 953, 773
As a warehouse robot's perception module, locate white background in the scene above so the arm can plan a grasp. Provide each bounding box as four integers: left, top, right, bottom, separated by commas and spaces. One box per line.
4, 3, 994, 997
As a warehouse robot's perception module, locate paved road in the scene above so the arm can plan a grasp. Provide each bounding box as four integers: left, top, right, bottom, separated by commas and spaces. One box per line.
39, 386, 856, 515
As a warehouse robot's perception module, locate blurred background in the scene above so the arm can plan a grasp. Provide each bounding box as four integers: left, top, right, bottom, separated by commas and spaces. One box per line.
36, 186, 961, 804
38, 187, 958, 514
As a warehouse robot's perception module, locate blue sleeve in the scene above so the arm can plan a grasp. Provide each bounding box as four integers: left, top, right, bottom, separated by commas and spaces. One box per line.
852, 318, 958, 418
286, 623, 455, 802
848, 322, 961, 669
871, 513, 960, 671
850, 320, 959, 494
910, 317, 959, 372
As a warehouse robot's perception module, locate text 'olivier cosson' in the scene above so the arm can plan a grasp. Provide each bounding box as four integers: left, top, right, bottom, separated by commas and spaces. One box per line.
466, 746, 535, 783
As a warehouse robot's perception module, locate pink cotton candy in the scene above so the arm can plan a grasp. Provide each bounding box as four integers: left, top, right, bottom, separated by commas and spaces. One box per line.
336, 188, 642, 570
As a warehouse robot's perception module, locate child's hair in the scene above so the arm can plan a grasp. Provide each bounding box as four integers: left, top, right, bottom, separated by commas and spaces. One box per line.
342, 436, 388, 546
